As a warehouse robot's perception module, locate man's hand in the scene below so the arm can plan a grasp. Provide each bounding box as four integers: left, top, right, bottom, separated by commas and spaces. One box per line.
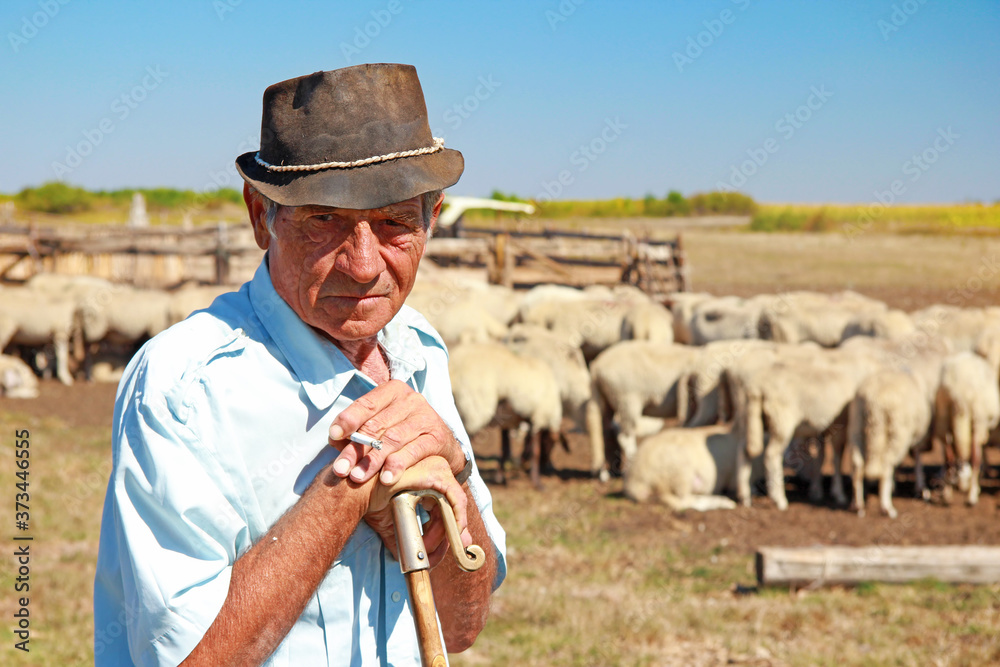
362, 455, 472, 568
329, 380, 467, 485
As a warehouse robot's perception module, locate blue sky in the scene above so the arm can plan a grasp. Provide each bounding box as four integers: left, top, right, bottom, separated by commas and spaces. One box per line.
2, 0, 997, 204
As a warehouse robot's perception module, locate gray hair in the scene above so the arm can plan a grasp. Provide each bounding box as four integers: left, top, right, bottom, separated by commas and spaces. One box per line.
249, 187, 442, 240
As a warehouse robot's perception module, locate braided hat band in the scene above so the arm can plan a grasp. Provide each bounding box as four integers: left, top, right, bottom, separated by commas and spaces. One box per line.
254, 137, 446, 173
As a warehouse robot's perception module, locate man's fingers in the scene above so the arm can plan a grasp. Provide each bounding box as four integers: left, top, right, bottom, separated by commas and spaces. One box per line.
379, 432, 446, 485
328, 380, 411, 442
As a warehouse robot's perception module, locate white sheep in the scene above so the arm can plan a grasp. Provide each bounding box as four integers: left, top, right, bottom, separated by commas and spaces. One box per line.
519, 296, 632, 362
688, 295, 763, 345
664, 291, 713, 345
847, 369, 932, 518
911, 305, 1000, 352
449, 342, 563, 488
620, 300, 674, 344
504, 323, 592, 433
758, 291, 887, 347
624, 424, 764, 512
0, 287, 78, 385
0, 354, 39, 398
732, 345, 881, 510
933, 351, 1000, 506
167, 283, 235, 326
424, 299, 509, 347
586, 341, 702, 478
676, 339, 778, 427
94, 286, 172, 346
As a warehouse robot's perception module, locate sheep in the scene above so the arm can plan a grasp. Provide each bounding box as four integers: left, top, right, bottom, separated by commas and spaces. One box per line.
0, 287, 78, 385
586, 341, 702, 478
732, 345, 882, 510
25, 273, 117, 350
448, 342, 563, 489
624, 425, 764, 512
973, 324, 1000, 375
688, 295, 763, 345
911, 305, 1000, 352
847, 369, 932, 518
758, 291, 888, 347
92, 286, 172, 348
664, 291, 714, 345
676, 339, 778, 427
504, 323, 592, 434
840, 308, 915, 342
933, 351, 1000, 506
424, 299, 509, 347
619, 300, 674, 344
829, 334, 952, 505
407, 277, 519, 346
0, 353, 39, 398
167, 282, 235, 326
519, 297, 633, 362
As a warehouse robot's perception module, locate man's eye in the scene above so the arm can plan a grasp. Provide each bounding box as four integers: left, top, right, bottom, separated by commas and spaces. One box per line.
312, 214, 335, 222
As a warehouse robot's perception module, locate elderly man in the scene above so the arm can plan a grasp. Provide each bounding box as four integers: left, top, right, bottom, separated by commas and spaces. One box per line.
94, 64, 506, 666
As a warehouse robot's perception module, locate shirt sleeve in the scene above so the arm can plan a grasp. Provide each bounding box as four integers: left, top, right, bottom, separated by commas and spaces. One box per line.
102, 363, 251, 666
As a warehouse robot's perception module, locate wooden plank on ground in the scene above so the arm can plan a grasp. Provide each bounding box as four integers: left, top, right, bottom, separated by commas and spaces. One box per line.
756, 545, 1000, 587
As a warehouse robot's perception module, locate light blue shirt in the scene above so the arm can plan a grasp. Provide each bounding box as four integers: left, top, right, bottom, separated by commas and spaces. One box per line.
94, 259, 507, 666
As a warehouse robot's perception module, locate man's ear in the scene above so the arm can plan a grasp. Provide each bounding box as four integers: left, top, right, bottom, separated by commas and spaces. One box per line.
243, 181, 271, 250
426, 192, 445, 239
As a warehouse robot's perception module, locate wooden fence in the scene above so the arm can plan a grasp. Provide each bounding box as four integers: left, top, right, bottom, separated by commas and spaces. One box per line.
426, 226, 687, 298
0, 221, 687, 297
0, 222, 262, 287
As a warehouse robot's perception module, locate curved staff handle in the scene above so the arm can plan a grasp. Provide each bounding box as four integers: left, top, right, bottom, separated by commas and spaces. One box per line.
391, 490, 486, 667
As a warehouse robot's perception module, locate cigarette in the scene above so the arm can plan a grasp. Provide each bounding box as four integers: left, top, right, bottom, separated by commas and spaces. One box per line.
349, 432, 383, 450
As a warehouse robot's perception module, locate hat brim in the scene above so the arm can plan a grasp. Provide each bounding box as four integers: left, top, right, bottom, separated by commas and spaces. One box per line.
235, 148, 464, 210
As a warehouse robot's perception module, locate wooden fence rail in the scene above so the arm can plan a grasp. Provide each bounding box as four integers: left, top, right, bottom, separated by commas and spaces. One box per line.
0, 221, 687, 297
427, 225, 687, 297
0, 222, 262, 287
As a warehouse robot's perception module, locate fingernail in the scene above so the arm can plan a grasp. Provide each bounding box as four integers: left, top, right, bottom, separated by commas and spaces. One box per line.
380, 470, 394, 485
329, 424, 344, 441
350, 466, 365, 481
333, 458, 350, 475
461, 528, 472, 546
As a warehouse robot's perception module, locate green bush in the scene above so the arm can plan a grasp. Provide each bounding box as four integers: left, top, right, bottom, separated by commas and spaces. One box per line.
16, 182, 94, 214
688, 190, 757, 216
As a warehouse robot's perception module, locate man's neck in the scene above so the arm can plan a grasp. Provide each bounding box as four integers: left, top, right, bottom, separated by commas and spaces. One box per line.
333, 336, 390, 385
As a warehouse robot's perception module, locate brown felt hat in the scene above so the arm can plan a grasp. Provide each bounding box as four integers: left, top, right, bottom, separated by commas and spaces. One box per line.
235, 63, 463, 210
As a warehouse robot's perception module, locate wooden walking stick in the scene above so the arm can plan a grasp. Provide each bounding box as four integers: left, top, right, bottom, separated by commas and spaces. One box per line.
391, 489, 486, 667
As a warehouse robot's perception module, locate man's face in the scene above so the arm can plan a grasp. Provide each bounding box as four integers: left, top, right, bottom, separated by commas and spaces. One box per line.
250, 194, 435, 344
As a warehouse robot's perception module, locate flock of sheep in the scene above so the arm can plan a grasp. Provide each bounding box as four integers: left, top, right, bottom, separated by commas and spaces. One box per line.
0, 274, 231, 396
4, 268, 999, 519
411, 268, 1000, 518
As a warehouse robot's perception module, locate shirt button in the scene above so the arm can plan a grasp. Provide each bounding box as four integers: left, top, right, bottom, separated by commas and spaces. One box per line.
391, 591, 402, 603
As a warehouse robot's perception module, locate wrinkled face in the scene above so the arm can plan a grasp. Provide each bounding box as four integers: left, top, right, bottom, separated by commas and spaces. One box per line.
251, 195, 433, 343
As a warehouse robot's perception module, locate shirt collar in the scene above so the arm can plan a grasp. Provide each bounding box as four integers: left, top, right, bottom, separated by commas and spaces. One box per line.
248, 258, 426, 410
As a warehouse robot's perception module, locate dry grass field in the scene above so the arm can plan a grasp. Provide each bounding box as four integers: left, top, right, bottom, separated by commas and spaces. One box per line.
2, 228, 1000, 666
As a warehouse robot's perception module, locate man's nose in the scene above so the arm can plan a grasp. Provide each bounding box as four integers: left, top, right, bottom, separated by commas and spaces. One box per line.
335, 221, 386, 282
